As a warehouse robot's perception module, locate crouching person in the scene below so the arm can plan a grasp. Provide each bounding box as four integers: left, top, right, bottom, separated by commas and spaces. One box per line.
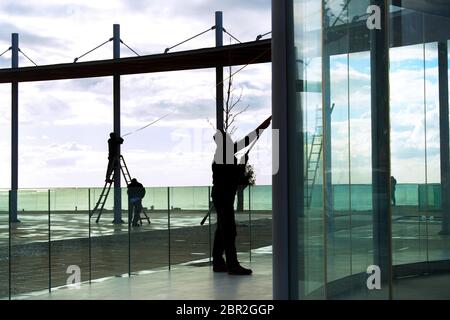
127, 178, 146, 227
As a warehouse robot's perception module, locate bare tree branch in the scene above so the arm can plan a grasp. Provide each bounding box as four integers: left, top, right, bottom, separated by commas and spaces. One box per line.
230, 89, 243, 112
205, 117, 216, 130
220, 62, 256, 211
223, 65, 250, 138
232, 104, 250, 120
224, 65, 233, 132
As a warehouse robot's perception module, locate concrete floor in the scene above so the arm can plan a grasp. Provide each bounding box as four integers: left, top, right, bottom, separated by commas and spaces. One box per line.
18, 249, 273, 300
393, 273, 450, 300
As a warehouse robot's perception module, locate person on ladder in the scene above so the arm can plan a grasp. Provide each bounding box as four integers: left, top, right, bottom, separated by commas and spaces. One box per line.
105, 132, 124, 183
127, 178, 146, 227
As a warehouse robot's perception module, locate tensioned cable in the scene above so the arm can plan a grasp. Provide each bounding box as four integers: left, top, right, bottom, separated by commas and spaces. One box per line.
205, 46, 271, 132
121, 28, 270, 136
73, 38, 113, 63
256, 31, 271, 41
0, 47, 11, 58
128, 46, 270, 138
218, 47, 271, 89
18, 48, 38, 66
121, 112, 172, 138
124, 43, 269, 138
206, 46, 271, 114
222, 28, 241, 43
164, 26, 216, 53
120, 39, 140, 56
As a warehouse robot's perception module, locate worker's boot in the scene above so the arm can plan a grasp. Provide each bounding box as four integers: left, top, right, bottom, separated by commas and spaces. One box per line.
228, 264, 252, 276
213, 258, 228, 272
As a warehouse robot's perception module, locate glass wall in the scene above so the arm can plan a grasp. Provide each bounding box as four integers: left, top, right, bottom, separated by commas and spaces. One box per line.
293, 0, 326, 299
388, 3, 450, 300
11, 190, 50, 296
0, 185, 270, 299
288, 0, 450, 299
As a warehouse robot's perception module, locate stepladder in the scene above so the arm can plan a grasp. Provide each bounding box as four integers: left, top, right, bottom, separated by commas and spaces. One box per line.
90, 155, 151, 224
129, 203, 151, 226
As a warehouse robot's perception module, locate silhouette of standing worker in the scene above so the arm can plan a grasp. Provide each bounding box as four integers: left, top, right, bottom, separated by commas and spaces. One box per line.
391, 176, 397, 206
211, 116, 271, 275
127, 178, 146, 227
105, 132, 124, 183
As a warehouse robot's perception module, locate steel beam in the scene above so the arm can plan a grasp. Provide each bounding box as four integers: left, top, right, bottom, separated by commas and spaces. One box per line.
0, 40, 271, 83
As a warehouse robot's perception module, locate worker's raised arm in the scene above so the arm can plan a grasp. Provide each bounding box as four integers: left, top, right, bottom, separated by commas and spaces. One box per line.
234, 116, 272, 152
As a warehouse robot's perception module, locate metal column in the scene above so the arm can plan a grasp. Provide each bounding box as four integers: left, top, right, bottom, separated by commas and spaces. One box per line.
11, 33, 19, 223
215, 11, 224, 132
113, 24, 123, 224
370, 0, 392, 298
322, 15, 334, 241
272, 0, 297, 300
438, 41, 450, 235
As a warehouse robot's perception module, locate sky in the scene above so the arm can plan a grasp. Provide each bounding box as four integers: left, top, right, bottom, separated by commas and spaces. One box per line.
0, 0, 447, 190
325, 44, 443, 185
298, 0, 449, 186
0, 0, 273, 188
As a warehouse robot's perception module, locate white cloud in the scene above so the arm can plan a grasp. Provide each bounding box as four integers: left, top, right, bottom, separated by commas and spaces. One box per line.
0, 0, 272, 188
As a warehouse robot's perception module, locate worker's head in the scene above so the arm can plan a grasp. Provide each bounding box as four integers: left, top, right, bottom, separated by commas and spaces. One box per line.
110, 132, 115, 138
131, 178, 137, 183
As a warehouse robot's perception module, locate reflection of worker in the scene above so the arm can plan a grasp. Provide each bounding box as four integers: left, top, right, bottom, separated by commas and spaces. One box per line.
105, 132, 124, 183
127, 178, 146, 227
391, 176, 397, 206
211, 116, 271, 275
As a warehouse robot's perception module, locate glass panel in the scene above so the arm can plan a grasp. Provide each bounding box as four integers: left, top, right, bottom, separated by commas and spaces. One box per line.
293, 0, 326, 299
234, 186, 251, 263
328, 51, 352, 285
0, 190, 9, 299
169, 187, 210, 267
324, 0, 377, 299
11, 189, 49, 297
130, 187, 169, 273
90, 187, 129, 280
249, 185, 273, 258
349, 51, 374, 291
293, 0, 387, 299
50, 188, 89, 289
390, 42, 426, 266
423, 42, 446, 263
389, 3, 450, 299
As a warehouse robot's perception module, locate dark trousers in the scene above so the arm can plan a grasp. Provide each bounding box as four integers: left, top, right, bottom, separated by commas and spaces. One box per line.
212, 198, 238, 268
106, 157, 118, 180
128, 198, 142, 225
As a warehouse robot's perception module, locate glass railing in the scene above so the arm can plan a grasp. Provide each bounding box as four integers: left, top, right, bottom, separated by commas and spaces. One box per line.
0, 190, 9, 299
0, 185, 273, 299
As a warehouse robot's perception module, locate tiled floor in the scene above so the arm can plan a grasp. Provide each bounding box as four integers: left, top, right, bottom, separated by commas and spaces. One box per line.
20, 250, 273, 300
